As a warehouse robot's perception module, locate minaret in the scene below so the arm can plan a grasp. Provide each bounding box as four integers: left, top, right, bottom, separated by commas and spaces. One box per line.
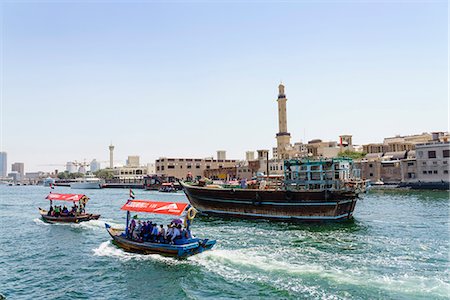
108, 144, 115, 169
276, 83, 291, 159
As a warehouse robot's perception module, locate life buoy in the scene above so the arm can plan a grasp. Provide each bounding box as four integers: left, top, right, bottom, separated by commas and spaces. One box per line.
187, 207, 197, 220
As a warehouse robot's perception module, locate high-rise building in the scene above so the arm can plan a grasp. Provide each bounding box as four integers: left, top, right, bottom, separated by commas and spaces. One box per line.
90, 159, 101, 172
11, 162, 24, 176
0, 152, 7, 177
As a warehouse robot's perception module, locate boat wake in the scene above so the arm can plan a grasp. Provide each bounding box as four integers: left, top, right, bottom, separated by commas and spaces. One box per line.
92, 241, 188, 265
74, 219, 123, 231
33, 218, 51, 226
190, 249, 450, 298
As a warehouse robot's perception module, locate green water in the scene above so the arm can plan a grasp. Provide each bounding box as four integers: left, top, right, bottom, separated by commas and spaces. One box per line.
0, 186, 448, 299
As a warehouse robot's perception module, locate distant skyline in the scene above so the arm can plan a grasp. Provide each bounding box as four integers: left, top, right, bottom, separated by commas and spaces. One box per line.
1, 1, 448, 173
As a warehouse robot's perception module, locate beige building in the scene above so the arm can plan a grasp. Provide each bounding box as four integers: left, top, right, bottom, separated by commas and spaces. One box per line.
415, 141, 449, 182
126, 156, 140, 167
155, 156, 237, 179
11, 162, 24, 177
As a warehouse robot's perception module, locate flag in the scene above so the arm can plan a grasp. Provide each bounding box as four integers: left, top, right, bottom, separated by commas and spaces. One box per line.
129, 189, 135, 199
50, 183, 55, 189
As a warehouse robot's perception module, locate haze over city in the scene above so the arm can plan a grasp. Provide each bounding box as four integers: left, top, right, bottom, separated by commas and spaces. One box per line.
1, 1, 447, 172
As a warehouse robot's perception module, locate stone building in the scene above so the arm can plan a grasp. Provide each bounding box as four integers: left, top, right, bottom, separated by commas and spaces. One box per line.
155, 156, 237, 179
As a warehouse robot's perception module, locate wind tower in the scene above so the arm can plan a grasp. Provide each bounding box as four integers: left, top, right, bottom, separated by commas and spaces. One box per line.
276, 83, 291, 159
109, 143, 115, 169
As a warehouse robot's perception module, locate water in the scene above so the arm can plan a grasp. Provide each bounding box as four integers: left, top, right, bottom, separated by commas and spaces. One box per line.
0, 186, 448, 299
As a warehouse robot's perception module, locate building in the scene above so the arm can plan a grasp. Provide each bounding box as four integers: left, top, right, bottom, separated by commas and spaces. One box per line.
306, 140, 340, 158
8, 171, 20, 182
415, 141, 449, 183
65, 162, 77, 173
90, 159, 101, 172
155, 155, 238, 179
126, 156, 140, 167
11, 162, 24, 177
0, 152, 7, 177
112, 166, 149, 181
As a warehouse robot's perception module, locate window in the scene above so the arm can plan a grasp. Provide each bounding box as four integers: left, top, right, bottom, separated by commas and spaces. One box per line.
433, 170, 438, 174
168, 165, 174, 169
423, 171, 427, 174
187, 165, 192, 169
180, 165, 183, 169
206, 166, 210, 169
369, 173, 373, 177
369, 164, 373, 168
407, 162, 414, 166
444, 150, 450, 158
444, 170, 449, 174
156, 166, 160, 171
428, 151, 436, 158
161, 166, 164, 171
444, 161, 448, 165
196, 165, 200, 169
428, 170, 432, 174
422, 162, 427, 165
168, 159, 175, 162
433, 161, 438, 165
418, 151, 423, 158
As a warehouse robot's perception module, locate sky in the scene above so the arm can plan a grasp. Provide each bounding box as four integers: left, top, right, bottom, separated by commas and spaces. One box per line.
0, 0, 448, 173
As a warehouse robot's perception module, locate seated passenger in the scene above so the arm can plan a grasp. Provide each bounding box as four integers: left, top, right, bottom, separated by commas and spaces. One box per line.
158, 225, 165, 243
151, 223, 159, 242
135, 220, 142, 241
128, 219, 136, 239
54, 205, 60, 217
171, 225, 181, 244
165, 224, 173, 242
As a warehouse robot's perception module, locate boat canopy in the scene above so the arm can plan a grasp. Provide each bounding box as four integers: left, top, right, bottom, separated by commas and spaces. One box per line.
46, 193, 88, 202
161, 183, 173, 186
121, 200, 188, 216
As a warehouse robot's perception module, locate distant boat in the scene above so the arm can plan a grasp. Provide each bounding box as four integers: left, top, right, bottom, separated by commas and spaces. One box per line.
70, 174, 103, 189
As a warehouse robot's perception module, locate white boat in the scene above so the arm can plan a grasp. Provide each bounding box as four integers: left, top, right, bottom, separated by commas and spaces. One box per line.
70, 174, 103, 189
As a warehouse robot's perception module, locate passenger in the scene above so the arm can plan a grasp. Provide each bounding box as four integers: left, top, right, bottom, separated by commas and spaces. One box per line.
62, 205, 69, 216
171, 224, 181, 244
151, 223, 159, 242
158, 224, 165, 243
47, 206, 54, 216
165, 224, 173, 242
141, 221, 147, 240
54, 205, 60, 217
135, 220, 142, 241
128, 219, 136, 239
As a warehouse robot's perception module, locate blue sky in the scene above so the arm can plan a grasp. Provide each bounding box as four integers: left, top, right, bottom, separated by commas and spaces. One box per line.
1, 1, 448, 172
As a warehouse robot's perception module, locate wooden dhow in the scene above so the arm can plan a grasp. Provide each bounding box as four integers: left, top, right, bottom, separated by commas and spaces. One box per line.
181, 158, 368, 222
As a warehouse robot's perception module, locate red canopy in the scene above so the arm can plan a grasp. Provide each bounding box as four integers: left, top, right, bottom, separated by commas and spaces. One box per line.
121, 200, 189, 216
46, 193, 87, 202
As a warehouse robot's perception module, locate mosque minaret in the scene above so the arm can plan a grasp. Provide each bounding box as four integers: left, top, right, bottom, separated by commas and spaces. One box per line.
276, 83, 292, 159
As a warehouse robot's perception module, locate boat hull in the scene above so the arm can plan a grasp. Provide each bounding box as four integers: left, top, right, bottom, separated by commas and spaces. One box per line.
180, 182, 358, 222
70, 182, 102, 189
105, 224, 216, 258
39, 208, 100, 223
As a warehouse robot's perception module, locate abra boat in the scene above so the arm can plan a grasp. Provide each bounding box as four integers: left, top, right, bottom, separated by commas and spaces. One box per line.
39, 193, 100, 223
105, 199, 216, 258
181, 158, 368, 222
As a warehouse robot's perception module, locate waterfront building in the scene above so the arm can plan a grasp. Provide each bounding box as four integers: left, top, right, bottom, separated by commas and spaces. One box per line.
112, 166, 148, 181
8, 171, 21, 183
0, 152, 7, 177
126, 156, 140, 167
11, 162, 24, 177
90, 159, 101, 172
155, 154, 238, 179
306, 140, 340, 158
414, 141, 449, 182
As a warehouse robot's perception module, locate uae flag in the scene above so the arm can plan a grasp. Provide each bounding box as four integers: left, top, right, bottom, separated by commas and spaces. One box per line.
129, 189, 135, 199
50, 183, 55, 189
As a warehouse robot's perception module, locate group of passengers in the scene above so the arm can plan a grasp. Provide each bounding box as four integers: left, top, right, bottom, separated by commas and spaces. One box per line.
127, 220, 191, 244
47, 203, 85, 217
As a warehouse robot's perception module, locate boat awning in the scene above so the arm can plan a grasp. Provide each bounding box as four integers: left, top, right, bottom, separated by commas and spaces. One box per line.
121, 200, 189, 216
161, 183, 173, 186
46, 193, 87, 202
